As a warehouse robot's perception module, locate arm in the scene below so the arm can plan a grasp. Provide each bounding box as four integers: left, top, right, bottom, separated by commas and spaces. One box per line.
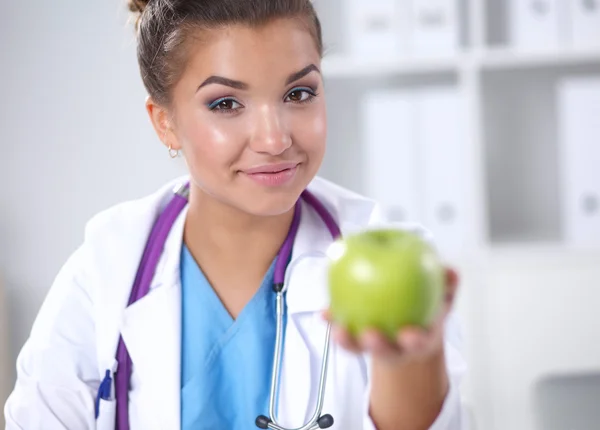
369, 345, 448, 429
4, 246, 100, 430
367, 309, 467, 430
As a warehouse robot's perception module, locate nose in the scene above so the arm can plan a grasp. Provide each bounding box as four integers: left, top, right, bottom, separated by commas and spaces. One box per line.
248, 104, 292, 155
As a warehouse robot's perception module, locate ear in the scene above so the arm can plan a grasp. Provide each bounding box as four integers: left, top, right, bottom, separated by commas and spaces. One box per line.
145, 97, 181, 151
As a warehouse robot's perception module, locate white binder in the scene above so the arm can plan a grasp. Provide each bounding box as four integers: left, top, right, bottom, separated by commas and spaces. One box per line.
362, 90, 421, 224
361, 87, 470, 257
345, 0, 408, 58
567, 0, 600, 49
557, 77, 600, 248
409, 0, 460, 57
416, 87, 470, 259
509, 0, 566, 50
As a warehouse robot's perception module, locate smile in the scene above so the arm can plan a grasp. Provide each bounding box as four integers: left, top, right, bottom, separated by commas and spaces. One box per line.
241, 163, 300, 187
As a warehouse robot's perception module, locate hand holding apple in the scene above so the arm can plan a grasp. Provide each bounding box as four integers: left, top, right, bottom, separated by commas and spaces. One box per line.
324, 228, 458, 363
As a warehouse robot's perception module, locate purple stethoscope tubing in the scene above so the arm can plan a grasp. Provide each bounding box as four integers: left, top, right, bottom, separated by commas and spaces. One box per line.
97, 182, 341, 430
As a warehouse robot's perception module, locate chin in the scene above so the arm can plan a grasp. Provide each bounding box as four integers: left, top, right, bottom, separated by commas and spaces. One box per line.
239, 189, 302, 218
232, 168, 314, 217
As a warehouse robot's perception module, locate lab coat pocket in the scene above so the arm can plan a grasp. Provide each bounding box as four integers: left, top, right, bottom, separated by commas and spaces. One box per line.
96, 398, 117, 430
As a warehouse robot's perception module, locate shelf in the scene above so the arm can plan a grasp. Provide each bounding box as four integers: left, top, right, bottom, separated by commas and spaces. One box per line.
321, 49, 600, 79
321, 54, 461, 79
484, 243, 600, 268
478, 48, 600, 71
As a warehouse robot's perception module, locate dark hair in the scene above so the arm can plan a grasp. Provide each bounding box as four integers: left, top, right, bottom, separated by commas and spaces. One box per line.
127, 0, 323, 107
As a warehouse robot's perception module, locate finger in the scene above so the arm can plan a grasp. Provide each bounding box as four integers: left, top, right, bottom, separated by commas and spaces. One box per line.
359, 329, 401, 357
443, 268, 459, 315
445, 269, 458, 302
397, 327, 432, 355
331, 324, 362, 353
445, 267, 459, 288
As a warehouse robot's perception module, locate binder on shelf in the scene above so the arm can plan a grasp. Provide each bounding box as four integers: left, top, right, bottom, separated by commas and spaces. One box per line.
557, 77, 600, 248
361, 90, 421, 224
345, 0, 409, 59
509, 0, 566, 50
409, 0, 460, 57
416, 87, 470, 259
567, 0, 600, 49
361, 86, 471, 258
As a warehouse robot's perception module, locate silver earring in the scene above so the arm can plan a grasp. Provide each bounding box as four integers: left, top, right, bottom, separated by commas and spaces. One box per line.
168, 145, 179, 159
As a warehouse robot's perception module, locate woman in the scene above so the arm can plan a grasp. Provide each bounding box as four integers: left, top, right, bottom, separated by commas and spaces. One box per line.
4, 0, 467, 429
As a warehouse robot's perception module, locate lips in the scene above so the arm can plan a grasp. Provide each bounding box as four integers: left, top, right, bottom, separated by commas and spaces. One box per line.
242, 162, 299, 175
241, 162, 300, 187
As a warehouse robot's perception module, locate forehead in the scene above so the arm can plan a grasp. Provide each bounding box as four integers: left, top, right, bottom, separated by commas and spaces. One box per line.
181, 18, 321, 87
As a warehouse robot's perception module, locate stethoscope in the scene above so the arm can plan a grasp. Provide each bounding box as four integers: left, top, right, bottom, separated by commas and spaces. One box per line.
94, 182, 339, 430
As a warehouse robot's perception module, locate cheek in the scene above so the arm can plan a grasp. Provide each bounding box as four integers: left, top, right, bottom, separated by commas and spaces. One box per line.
178, 111, 244, 170
290, 103, 327, 155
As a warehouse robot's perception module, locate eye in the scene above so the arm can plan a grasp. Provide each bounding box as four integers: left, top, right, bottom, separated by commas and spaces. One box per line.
285, 87, 317, 104
208, 97, 243, 112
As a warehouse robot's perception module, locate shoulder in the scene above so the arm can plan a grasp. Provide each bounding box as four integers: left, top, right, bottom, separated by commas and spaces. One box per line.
306, 176, 379, 227
82, 176, 187, 244
59, 176, 190, 308
306, 176, 432, 242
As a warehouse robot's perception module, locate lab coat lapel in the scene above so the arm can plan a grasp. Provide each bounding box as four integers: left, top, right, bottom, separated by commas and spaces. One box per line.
276, 199, 335, 426
120, 205, 188, 430
277, 186, 378, 425
285, 180, 382, 314
285, 199, 334, 313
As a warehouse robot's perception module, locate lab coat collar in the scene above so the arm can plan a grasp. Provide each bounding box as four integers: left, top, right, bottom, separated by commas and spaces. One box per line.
126, 177, 379, 319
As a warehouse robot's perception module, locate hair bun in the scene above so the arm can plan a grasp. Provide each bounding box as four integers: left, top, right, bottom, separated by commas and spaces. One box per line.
128, 0, 150, 14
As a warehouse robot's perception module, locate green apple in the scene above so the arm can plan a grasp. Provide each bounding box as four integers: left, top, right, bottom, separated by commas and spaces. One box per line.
326, 228, 445, 341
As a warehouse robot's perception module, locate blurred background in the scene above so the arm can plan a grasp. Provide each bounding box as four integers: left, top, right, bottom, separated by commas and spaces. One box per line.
1, 0, 599, 428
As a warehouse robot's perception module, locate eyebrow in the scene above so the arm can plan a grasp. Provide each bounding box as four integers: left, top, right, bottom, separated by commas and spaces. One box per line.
285, 64, 320, 85
196, 64, 321, 92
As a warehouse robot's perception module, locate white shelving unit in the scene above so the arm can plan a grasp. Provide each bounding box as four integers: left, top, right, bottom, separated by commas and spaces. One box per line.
312, 1, 600, 429
314, 0, 600, 257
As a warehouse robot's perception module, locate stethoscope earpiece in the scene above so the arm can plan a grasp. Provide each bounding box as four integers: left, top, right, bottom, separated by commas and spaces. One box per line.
317, 414, 334, 428
255, 413, 333, 429
255, 415, 271, 429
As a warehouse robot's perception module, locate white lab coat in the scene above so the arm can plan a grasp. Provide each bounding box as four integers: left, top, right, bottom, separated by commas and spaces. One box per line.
4, 176, 467, 430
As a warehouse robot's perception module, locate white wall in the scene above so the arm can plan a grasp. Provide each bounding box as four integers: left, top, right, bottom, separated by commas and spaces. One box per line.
484, 250, 600, 430
455, 249, 600, 430
0, 276, 10, 427
0, 0, 186, 409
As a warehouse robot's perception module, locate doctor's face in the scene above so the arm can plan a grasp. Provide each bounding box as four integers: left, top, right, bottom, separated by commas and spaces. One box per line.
159, 19, 326, 217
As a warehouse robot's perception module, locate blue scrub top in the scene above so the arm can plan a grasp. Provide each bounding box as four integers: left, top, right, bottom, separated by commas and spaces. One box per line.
180, 244, 286, 429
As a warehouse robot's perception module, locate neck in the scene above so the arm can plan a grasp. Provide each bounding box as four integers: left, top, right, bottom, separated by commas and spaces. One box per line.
183, 186, 296, 282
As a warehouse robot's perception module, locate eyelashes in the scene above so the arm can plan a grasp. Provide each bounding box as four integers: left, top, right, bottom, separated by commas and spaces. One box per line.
284, 86, 318, 104
206, 86, 319, 114
207, 98, 242, 112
